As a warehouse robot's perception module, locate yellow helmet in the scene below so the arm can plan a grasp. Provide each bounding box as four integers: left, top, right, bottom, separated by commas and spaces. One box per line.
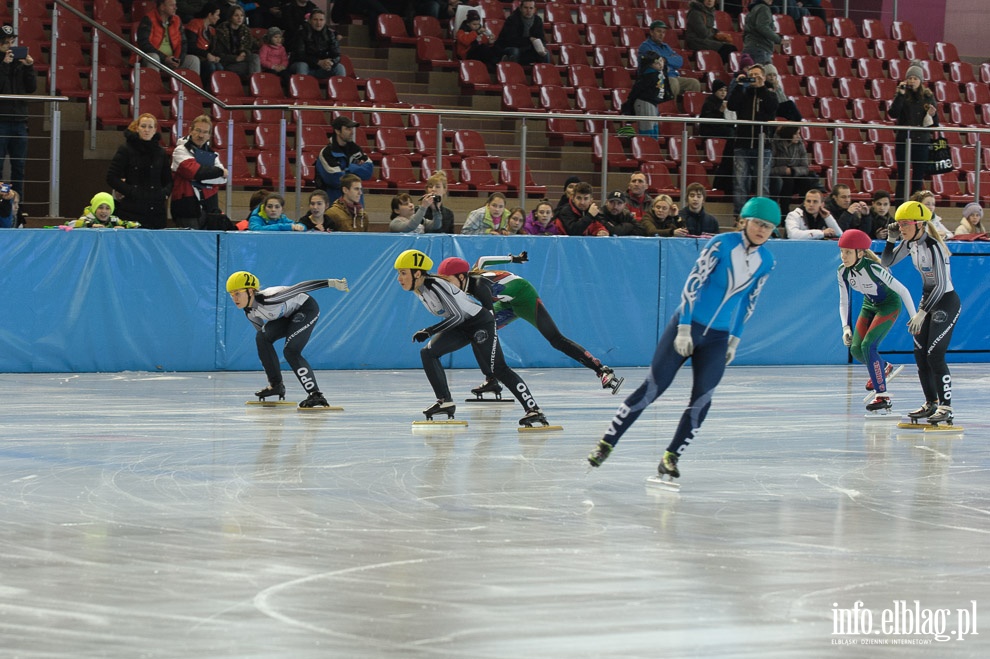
226, 271, 259, 293
894, 200, 933, 222
393, 249, 433, 271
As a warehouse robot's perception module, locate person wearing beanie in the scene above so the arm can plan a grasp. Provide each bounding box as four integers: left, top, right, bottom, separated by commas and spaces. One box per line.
762, 63, 803, 121
888, 60, 938, 201
455, 9, 498, 68
556, 176, 582, 211
69, 192, 140, 228
623, 51, 673, 137
259, 25, 290, 81
637, 19, 701, 97
954, 202, 985, 236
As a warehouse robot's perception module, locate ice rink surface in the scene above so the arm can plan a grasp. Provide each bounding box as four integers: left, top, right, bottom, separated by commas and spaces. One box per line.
0, 365, 987, 658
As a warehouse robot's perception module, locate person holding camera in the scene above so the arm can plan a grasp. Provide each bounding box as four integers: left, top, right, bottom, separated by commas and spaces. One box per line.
315, 116, 373, 204
455, 9, 498, 70
728, 63, 778, 217
389, 192, 440, 233
422, 172, 455, 234
0, 24, 35, 201
888, 62, 939, 202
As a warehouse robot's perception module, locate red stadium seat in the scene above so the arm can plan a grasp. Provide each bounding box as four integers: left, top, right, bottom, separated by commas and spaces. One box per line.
873, 39, 900, 61
458, 60, 498, 93
376, 14, 416, 46
639, 162, 680, 195
890, 21, 917, 42
459, 156, 504, 191
592, 134, 638, 169
416, 36, 456, 70
860, 19, 887, 41
499, 159, 547, 196
931, 173, 970, 204
381, 154, 421, 188
934, 42, 960, 64
861, 168, 895, 196
949, 61, 976, 85
502, 83, 540, 112
831, 17, 858, 40
453, 130, 500, 164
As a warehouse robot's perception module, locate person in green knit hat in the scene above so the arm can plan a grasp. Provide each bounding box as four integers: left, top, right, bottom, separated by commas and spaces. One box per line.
68, 192, 140, 228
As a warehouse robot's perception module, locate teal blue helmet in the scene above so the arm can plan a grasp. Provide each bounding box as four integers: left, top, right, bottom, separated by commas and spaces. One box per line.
740, 197, 781, 226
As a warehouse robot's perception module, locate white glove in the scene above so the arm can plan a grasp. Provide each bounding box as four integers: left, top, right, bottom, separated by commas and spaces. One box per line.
328, 278, 349, 292
908, 309, 927, 334
725, 336, 740, 365
886, 221, 900, 242
674, 324, 693, 357
842, 325, 852, 346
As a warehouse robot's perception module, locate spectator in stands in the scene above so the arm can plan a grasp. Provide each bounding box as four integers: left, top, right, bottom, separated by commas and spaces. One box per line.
625, 172, 653, 221
825, 184, 870, 232
298, 190, 334, 231
784, 188, 841, 239
136, 0, 202, 75
325, 173, 369, 231
642, 194, 682, 237
955, 202, 984, 236
888, 62, 938, 202
523, 199, 563, 235
245, 1, 282, 29
259, 26, 290, 85
277, 0, 318, 45
178, 1, 209, 22
773, 0, 808, 23
495, 0, 550, 66
170, 114, 229, 229
214, 4, 261, 80
462, 192, 509, 234
553, 182, 610, 236
865, 190, 893, 240
685, 0, 736, 65
0, 184, 24, 228
456, 10, 498, 70
770, 125, 816, 211
334, 1, 388, 41
107, 113, 173, 230
742, 0, 781, 66
728, 64, 778, 216
679, 183, 721, 235
599, 191, 640, 236
184, 2, 223, 84
911, 189, 953, 240
315, 117, 373, 203
623, 51, 672, 138
423, 172, 455, 233
762, 64, 802, 122
556, 176, 581, 211
289, 9, 344, 79
802, 0, 826, 21
500, 207, 526, 235
0, 24, 36, 200
638, 20, 701, 98
248, 192, 305, 230
235, 188, 269, 230
389, 193, 438, 233
67, 192, 140, 229
699, 80, 733, 139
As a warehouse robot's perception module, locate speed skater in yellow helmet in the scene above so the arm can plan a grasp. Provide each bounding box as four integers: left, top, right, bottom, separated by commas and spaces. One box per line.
393, 249, 434, 271
226, 271, 259, 293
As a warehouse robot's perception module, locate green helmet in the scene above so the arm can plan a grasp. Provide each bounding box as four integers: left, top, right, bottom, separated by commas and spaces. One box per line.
394, 249, 433, 271
740, 197, 781, 226
226, 271, 259, 293
894, 200, 933, 222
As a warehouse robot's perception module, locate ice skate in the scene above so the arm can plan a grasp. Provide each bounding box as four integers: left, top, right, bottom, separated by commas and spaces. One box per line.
587, 440, 613, 468
600, 367, 624, 395
465, 377, 512, 403
413, 399, 467, 427
297, 391, 343, 411
907, 401, 937, 420
865, 395, 893, 416
255, 382, 286, 401
925, 405, 953, 426
864, 363, 895, 391
517, 408, 563, 432
646, 451, 681, 491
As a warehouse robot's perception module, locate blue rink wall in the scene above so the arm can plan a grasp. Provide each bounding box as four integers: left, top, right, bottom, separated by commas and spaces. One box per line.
3, 230, 989, 373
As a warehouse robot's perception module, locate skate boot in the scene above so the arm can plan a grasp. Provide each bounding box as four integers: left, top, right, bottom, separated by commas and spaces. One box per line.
926, 405, 953, 425
255, 382, 286, 401
470, 377, 503, 400
599, 367, 624, 395
907, 401, 938, 420
587, 440, 613, 468
519, 408, 549, 428
865, 395, 892, 413
865, 363, 895, 391
423, 399, 456, 420
298, 391, 329, 408
657, 451, 680, 480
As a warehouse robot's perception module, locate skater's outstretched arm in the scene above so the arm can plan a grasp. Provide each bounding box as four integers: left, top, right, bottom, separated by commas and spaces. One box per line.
474, 252, 527, 272
259, 279, 344, 304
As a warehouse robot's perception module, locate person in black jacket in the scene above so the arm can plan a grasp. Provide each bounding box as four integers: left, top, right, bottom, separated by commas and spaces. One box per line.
495, 0, 549, 66
623, 51, 673, 138
888, 62, 938, 201
0, 24, 36, 199
728, 63, 778, 216
288, 9, 343, 79
106, 113, 173, 230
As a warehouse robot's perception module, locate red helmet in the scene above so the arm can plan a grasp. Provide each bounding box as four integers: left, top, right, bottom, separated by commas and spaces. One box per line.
437, 257, 470, 276
837, 229, 872, 250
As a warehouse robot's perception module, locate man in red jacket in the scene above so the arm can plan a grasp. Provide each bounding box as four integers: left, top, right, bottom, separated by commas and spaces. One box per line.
136, 0, 201, 74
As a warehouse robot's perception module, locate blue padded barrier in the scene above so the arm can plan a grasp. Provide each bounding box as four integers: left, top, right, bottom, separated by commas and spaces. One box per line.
2, 230, 987, 373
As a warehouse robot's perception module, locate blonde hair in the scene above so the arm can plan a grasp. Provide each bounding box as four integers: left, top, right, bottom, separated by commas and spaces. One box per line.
426, 171, 449, 189
909, 190, 948, 246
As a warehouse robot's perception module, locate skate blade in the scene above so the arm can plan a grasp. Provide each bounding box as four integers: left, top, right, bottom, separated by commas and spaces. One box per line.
297, 406, 344, 412
463, 398, 515, 403
610, 377, 625, 395
645, 476, 681, 491
246, 400, 297, 407
924, 423, 963, 433
413, 419, 468, 426
864, 411, 897, 420
517, 424, 563, 433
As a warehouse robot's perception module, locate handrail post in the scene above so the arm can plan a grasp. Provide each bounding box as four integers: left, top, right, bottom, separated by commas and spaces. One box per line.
50, 101, 62, 218
974, 134, 983, 203
519, 117, 528, 207
679, 121, 689, 201
294, 111, 303, 218
225, 117, 235, 219
89, 29, 99, 150
831, 130, 839, 189
903, 131, 913, 204
278, 111, 287, 197
132, 60, 141, 119
601, 122, 610, 206
757, 130, 766, 198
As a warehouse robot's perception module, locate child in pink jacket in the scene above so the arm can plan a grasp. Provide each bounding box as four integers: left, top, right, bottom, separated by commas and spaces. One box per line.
259, 26, 290, 84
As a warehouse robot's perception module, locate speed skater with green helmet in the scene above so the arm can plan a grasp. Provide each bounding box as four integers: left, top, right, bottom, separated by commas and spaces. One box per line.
227, 270, 349, 408
588, 197, 779, 485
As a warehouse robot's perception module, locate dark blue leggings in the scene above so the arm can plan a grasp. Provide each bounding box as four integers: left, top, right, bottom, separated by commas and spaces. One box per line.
601, 315, 728, 457
256, 297, 320, 394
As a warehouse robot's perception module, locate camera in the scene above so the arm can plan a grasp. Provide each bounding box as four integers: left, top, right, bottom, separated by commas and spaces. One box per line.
432, 194, 442, 204
743, 76, 756, 84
